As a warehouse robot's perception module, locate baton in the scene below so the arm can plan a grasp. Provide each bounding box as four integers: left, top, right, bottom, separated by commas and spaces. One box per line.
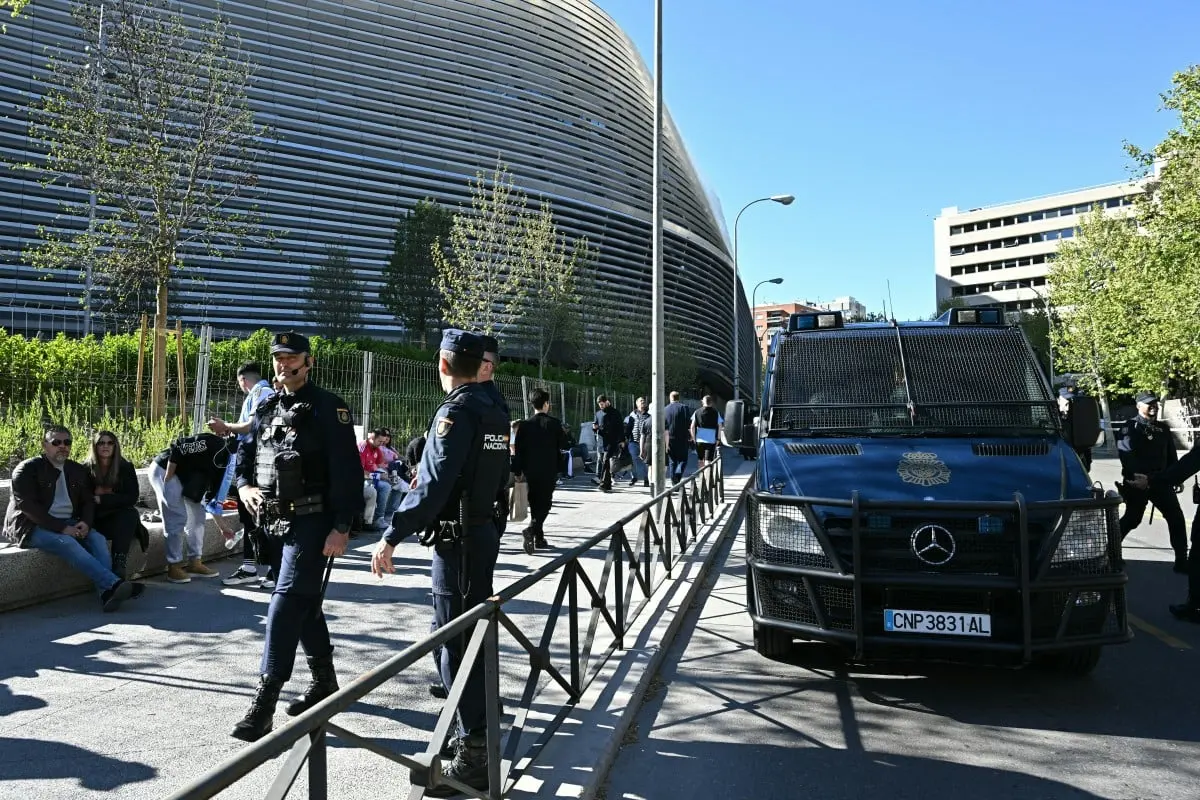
318, 555, 335, 604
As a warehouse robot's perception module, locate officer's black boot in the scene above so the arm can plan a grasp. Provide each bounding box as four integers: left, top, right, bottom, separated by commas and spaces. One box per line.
232, 675, 284, 742
286, 653, 338, 716
426, 732, 489, 797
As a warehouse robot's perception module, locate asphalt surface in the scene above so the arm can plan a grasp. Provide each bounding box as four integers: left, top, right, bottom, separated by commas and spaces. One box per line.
604, 454, 1200, 800
0, 457, 747, 800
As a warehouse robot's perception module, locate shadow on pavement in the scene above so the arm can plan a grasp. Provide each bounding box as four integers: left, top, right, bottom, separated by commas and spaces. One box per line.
0, 737, 156, 791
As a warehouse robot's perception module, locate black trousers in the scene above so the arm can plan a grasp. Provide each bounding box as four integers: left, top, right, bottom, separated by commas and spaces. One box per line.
1188, 508, 1200, 602
238, 495, 282, 573
527, 476, 555, 535
96, 506, 140, 557
597, 442, 622, 488
1120, 485, 1188, 558
260, 514, 334, 682
431, 523, 500, 737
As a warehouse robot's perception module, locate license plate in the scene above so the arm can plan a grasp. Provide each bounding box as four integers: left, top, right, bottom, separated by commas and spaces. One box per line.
884, 609, 991, 637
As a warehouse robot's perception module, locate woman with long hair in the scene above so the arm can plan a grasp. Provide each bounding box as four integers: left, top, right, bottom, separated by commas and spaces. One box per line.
83, 431, 143, 579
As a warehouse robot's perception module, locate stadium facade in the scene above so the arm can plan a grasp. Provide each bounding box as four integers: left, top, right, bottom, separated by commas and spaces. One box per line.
0, 0, 755, 395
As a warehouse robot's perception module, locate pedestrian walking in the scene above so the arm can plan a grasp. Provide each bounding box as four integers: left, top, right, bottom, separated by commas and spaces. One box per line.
662, 391, 693, 485
624, 397, 652, 488
370, 329, 511, 796
592, 395, 624, 492
210, 361, 281, 589
230, 331, 363, 743
514, 388, 569, 553
691, 395, 723, 469
1116, 393, 1187, 572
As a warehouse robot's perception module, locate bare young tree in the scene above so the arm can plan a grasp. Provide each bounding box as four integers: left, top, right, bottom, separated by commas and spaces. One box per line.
26, 0, 268, 418
434, 159, 527, 337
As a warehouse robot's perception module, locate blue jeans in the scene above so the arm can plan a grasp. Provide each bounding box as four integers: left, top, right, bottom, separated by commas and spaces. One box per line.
629, 442, 648, 482
371, 477, 392, 527
27, 526, 120, 594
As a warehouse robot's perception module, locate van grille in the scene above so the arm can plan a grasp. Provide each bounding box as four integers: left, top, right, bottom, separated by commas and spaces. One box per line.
784, 443, 863, 456
972, 442, 1051, 457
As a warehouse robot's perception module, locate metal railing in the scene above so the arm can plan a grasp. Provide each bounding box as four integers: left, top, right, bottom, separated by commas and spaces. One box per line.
166, 456, 728, 800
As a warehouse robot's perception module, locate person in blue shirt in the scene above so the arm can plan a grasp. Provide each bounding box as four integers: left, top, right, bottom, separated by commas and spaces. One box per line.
371, 329, 511, 797
209, 362, 280, 588
662, 391, 693, 485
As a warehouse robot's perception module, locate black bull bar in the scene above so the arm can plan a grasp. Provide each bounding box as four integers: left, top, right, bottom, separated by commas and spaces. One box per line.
746, 490, 1131, 662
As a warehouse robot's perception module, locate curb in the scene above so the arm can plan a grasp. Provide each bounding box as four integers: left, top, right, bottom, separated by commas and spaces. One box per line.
508, 476, 749, 800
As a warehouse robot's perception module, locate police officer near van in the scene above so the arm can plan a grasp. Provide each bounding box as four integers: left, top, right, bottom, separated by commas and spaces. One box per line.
230, 331, 363, 742
1138, 434, 1200, 621
1117, 392, 1188, 572
371, 329, 511, 797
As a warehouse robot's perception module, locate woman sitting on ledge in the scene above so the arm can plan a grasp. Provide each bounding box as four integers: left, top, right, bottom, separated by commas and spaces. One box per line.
84, 430, 147, 580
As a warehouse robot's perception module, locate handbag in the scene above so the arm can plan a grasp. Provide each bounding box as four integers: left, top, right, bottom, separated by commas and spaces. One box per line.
508, 479, 529, 523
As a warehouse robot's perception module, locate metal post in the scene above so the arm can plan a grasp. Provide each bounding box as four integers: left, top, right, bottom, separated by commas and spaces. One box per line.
191, 324, 212, 435
559, 381, 566, 425
650, 0, 666, 496
361, 351, 373, 434
521, 375, 530, 418
83, 2, 106, 338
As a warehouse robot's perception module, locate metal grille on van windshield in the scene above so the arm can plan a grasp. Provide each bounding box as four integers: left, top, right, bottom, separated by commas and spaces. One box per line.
768, 326, 1058, 435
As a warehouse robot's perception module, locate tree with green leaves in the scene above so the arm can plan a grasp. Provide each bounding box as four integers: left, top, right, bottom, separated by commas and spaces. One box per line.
512, 199, 590, 380
382, 199, 452, 348
304, 246, 364, 338
25, 0, 267, 419
434, 160, 528, 337
1049, 65, 1200, 394
1, 0, 30, 32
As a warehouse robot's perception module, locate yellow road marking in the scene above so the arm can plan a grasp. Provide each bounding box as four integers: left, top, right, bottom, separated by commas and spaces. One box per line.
1128, 613, 1193, 650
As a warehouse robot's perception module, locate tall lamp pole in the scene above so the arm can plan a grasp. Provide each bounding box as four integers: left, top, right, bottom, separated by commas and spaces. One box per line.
732, 194, 793, 399
649, 0, 666, 495
751, 277, 783, 402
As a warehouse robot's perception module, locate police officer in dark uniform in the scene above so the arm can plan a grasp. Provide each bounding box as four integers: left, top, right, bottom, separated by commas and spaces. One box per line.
1117, 392, 1187, 571
1058, 383, 1094, 471
1143, 436, 1200, 621
231, 331, 363, 742
371, 329, 510, 796
476, 333, 512, 537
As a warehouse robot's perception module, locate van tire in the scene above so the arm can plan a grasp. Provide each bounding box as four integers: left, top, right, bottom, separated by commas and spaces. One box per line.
753, 624, 793, 659
1041, 646, 1102, 676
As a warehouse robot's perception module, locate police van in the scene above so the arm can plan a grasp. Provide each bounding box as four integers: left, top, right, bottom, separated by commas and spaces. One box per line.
723, 307, 1130, 675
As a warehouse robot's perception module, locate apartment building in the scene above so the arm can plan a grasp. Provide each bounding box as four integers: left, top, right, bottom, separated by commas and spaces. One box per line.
802, 296, 868, 321
934, 179, 1145, 313
752, 301, 821, 361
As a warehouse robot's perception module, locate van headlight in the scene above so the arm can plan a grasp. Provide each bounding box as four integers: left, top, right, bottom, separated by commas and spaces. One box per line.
761, 508, 824, 555
1051, 510, 1110, 564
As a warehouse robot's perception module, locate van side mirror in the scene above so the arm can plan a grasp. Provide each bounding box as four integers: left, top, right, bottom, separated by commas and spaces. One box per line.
1065, 396, 1101, 449
724, 400, 744, 445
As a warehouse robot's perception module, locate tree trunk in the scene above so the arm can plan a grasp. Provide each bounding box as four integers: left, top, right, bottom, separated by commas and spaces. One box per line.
150, 278, 168, 421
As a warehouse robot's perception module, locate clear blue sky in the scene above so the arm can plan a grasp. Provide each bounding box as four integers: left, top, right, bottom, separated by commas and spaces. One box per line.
594, 0, 1199, 320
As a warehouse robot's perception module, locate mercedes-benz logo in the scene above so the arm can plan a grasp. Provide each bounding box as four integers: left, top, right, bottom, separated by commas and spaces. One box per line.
910, 524, 956, 566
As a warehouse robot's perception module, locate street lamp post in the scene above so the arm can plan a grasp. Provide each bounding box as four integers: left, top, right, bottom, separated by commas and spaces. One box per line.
732, 194, 794, 400
649, 0, 666, 495
750, 277, 783, 402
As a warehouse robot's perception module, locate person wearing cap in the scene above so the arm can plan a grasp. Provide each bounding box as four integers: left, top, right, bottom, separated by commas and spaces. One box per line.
1057, 383, 1093, 471
1116, 392, 1187, 571
370, 329, 511, 796
230, 331, 364, 743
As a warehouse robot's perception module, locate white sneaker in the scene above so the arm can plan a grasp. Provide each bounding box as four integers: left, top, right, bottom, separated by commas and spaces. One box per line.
222, 567, 259, 586
258, 575, 276, 590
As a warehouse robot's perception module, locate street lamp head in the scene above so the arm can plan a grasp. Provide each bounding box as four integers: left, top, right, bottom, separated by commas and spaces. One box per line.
768, 277, 784, 285
771, 194, 795, 206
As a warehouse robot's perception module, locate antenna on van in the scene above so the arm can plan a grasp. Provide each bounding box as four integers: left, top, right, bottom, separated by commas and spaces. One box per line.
886, 280, 897, 323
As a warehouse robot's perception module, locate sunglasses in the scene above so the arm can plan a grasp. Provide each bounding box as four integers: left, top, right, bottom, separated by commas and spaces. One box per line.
97, 440, 116, 446
49, 438, 73, 447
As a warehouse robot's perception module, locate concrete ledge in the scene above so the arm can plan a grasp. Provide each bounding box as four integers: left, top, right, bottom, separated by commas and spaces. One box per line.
507, 475, 750, 800
0, 466, 241, 613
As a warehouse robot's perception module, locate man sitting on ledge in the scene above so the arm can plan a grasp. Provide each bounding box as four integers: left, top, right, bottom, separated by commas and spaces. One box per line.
3, 426, 143, 611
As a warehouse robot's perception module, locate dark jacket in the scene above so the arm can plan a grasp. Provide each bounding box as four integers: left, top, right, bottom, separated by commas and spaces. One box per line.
594, 407, 624, 446
155, 433, 231, 503
3, 456, 96, 549
1116, 416, 1177, 481
514, 412, 568, 481
92, 458, 140, 516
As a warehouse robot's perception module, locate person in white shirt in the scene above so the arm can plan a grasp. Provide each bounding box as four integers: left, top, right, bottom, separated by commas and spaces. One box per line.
690, 395, 724, 468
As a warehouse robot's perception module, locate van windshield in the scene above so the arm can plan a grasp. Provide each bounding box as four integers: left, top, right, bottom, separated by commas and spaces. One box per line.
767, 325, 1058, 437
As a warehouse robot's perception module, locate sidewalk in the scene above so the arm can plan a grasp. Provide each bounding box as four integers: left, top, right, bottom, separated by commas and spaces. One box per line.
0, 456, 751, 800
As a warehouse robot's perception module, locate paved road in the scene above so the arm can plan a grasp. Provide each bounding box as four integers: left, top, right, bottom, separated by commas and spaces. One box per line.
605, 454, 1200, 800
0, 456, 746, 800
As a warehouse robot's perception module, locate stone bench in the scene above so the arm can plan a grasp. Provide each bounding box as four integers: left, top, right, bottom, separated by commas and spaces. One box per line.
0, 467, 241, 613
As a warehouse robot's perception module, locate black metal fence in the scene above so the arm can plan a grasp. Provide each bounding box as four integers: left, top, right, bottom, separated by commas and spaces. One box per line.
165, 457, 729, 800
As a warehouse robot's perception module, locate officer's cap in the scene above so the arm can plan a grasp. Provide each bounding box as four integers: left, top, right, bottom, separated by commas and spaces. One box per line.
1136, 392, 1159, 405
440, 329, 485, 358
271, 330, 310, 355
479, 334, 499, 356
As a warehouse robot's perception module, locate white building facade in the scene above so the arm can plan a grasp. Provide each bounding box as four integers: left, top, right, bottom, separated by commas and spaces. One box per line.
802, 296, 868, 321
934, 180, 1144, 313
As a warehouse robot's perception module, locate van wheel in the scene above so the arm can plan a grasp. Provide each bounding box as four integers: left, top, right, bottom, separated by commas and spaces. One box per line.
1040, 646, 1102, 676
753, 624, 793, 659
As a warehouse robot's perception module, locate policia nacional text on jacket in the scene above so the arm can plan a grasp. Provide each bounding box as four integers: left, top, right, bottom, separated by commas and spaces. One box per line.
370, 329, 511, 796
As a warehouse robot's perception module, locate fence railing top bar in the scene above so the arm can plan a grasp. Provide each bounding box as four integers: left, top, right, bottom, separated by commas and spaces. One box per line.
166, 457, 728, 800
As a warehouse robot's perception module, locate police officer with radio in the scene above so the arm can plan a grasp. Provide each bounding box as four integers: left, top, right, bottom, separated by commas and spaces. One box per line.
1117, 392, 1187, 572
231, 331, 363, 743
371, 329, 510, 797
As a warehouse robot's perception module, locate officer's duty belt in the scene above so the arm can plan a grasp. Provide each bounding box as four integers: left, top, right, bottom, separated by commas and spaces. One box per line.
264, 493, 325, 520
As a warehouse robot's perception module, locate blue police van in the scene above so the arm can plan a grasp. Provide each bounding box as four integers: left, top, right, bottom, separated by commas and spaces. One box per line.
723, 307, 1130, 675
